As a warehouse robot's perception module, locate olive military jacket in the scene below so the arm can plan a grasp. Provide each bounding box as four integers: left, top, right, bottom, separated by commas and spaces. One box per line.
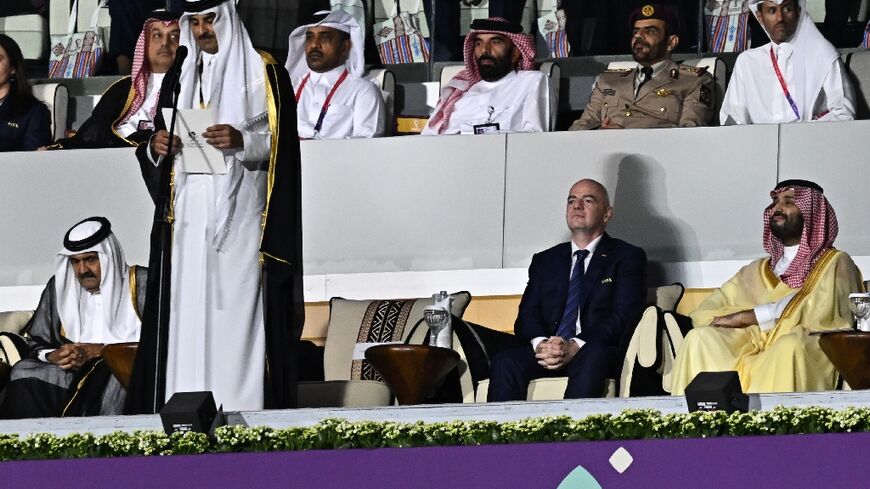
569, 59, 714, 130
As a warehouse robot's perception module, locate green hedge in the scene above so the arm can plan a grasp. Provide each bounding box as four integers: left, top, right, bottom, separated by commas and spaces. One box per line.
3, 406, 870, 461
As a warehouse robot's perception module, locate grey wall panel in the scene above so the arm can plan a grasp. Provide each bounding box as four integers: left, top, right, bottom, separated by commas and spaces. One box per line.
778, 120, 870, 257
503, 126, 780, 275
0, 148, 152, 287
299, 135, 507, 274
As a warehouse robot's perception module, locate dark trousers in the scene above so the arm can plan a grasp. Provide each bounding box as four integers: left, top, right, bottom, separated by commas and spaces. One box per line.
487, 342, 616, 401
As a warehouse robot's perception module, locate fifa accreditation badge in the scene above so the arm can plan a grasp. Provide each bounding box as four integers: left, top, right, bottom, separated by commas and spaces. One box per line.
473, 123, 500, 134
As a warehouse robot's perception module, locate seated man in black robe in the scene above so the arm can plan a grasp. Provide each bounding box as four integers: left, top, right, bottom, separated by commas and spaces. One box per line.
45, 12, 180, 150
0, 217, 147, 418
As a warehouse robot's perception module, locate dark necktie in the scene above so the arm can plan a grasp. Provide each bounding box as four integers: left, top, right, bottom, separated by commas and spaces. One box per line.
636, 66, 654, 94
556, 249, 590, 340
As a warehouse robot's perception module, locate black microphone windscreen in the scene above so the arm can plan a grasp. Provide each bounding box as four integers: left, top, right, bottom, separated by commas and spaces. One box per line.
174, 45, 188, 67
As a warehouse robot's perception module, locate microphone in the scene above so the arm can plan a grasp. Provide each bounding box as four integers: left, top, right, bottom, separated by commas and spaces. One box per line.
171, 45, 188, 75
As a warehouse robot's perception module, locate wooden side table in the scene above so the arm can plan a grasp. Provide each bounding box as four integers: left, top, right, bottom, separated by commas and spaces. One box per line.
364, 344, 460, 405
100, 342, 139, 390
818, 331, 870, 389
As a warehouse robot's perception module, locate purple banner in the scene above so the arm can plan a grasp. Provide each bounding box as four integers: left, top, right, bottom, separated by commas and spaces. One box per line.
2, 432, 867, 488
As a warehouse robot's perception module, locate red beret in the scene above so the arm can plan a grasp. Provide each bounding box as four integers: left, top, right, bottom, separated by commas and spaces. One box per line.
629, 4, 679, 34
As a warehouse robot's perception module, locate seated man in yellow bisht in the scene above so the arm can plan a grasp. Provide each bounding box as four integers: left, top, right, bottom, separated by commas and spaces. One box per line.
671, 179, 862, 394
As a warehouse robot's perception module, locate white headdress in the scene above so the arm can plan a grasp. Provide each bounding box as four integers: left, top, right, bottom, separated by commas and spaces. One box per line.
177, 0, 267, 248
55, 218, 141, 344
285, 10, 365, 80
749, 0, 839, 119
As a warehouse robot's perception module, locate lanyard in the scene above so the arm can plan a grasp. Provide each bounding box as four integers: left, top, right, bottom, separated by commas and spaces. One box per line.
295, 69, 349, 136
769, 47, 800, 120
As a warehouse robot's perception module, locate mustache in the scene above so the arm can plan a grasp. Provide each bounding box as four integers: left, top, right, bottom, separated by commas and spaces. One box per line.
78, 272, 97, 280
197, 33, 214, 41
307, 48, 323, 57
477, 54, 497, 64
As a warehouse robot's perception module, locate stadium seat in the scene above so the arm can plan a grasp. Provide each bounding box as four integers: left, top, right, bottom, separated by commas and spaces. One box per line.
474, 284, 686, 401
365, 68, 396, 136
0, 14, 48, 60
32, 82, 70, 141
438, 63, 464, 87
539, 61, 560, 130
845, 50, 870, 119
682, 57, 727, 120
297, 292, 475, 408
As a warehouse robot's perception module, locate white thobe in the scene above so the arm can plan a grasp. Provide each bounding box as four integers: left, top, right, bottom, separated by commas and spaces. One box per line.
720, 42, 855, 124
421, 70, 551, 135
294, 66, 385, 139
164, 52, 271, 411
37, 291, 107, 362
116, 73, 166, 137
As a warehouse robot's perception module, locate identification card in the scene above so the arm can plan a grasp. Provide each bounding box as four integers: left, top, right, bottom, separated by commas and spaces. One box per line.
137, 119, 154, 131
473, 122, 500, 135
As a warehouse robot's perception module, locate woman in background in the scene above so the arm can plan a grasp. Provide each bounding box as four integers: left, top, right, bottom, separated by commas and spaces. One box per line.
0, 34, 51, 152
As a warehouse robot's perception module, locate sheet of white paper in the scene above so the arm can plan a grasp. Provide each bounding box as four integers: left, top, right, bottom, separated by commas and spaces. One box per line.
161, 108, 226, 174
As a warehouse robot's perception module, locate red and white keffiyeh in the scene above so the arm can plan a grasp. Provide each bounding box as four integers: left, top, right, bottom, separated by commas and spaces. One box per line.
118, 17, 178, 127
426, 18, 536, 135
763, 181, 838, 288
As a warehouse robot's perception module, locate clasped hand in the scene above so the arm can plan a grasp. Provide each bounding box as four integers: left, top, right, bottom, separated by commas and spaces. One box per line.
535, 336, 580, 370
47, 343, 103, 370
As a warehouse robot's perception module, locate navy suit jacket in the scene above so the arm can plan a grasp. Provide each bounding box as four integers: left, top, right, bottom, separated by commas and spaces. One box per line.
515, 233, 647, 349
0, 99, 51, 152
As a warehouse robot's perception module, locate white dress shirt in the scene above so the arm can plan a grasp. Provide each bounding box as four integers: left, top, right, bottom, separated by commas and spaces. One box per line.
531, 234, 604, 351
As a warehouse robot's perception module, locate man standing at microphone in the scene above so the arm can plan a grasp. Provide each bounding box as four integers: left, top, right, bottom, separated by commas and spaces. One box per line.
129, 0, 304, 413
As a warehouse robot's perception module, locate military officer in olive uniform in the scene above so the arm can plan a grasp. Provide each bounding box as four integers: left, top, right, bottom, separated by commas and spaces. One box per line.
570, 4, 714, 130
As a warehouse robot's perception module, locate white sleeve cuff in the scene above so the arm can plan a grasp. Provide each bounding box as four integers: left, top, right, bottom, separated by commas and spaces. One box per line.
754, 292, 797, 332
37, 349, 54, 363
531, 337, 547, 351
571, 338, 585, 350
145, 134, 162, 166
235, 130, 271, 162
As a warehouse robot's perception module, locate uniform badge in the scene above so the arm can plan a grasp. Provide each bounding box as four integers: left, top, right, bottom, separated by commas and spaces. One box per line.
700, 86, 712, 106
642, 4, 655, 16
655, 89, 671, 97
6, 122, 19, 128
669, 68, 679, 80
603, 88, 616, 96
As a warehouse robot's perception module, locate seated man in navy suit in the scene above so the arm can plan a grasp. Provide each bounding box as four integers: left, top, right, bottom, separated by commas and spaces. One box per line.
488, 179, 647, 401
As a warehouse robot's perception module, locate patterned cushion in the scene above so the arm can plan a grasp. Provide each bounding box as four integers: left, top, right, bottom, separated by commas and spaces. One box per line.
324, 292, 471, 381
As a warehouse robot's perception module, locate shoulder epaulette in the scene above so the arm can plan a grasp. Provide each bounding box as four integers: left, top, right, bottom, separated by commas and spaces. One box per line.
679, 65, 709, 76
603, 68, 633, 73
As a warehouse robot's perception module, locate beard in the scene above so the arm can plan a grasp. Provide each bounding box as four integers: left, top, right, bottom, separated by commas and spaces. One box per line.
770, 212, 804, 244
476, 53, 514, 82
632, 39, 668, 65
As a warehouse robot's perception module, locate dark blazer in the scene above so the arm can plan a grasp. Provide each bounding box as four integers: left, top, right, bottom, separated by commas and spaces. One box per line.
515, 233, 647, 348
0, 98, 51, 152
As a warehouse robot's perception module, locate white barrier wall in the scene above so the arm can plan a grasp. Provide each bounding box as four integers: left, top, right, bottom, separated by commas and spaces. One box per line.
1, 121, 868, 308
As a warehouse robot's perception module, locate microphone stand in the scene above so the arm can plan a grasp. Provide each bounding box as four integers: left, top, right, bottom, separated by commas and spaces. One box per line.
149, 59, 184, 413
